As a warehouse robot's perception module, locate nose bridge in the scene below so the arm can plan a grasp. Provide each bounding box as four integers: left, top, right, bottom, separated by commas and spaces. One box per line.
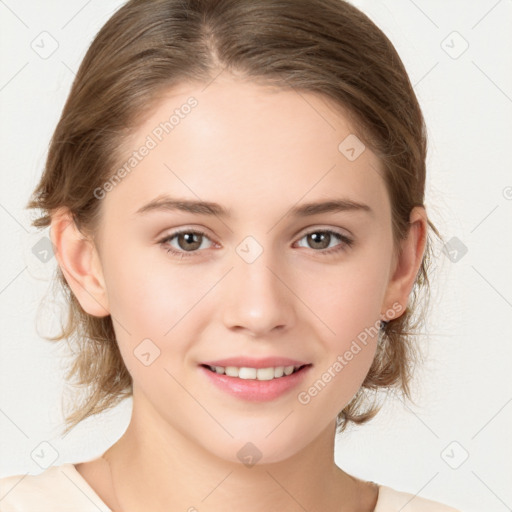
222, 236, 295, 334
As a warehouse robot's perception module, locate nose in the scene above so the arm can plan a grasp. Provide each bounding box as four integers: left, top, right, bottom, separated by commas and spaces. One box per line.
221, 247, 296, 338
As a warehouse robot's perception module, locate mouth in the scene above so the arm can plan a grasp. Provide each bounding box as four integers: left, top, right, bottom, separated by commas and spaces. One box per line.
198, 362, 313, 402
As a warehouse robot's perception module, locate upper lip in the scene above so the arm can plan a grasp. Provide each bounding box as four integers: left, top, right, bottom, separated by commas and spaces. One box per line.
200, 357, 311, 369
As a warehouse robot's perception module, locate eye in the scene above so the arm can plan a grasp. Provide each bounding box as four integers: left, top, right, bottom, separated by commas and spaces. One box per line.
295, 229, 354, 255
159, 227, 354, 260
159, 229, 214, 259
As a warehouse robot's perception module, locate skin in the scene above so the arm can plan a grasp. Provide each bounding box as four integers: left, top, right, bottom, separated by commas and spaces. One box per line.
51, 74, 427, 511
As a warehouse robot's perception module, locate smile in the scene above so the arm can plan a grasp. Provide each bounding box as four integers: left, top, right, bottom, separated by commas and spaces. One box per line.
199, 363, 312, 401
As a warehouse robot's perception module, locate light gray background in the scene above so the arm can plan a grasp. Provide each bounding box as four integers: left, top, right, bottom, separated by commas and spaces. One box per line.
1, 1, 511, 511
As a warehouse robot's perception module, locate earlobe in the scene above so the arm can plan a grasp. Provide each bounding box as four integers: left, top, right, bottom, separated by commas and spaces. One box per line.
381, 206, 428, 320
50, 208, 110, 318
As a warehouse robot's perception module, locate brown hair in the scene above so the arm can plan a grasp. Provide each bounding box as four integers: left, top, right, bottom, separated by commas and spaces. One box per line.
26, 0, 444, 436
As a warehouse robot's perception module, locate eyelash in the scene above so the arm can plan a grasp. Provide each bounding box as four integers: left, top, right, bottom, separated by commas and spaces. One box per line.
159, 228, 354, 259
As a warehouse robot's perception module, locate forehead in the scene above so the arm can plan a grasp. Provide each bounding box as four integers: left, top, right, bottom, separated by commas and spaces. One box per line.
104, 75, 388, 224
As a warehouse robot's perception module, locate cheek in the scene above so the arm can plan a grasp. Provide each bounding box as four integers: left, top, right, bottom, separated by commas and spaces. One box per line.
298, 253, 389, 346
292, 253, 389, 411
103, 245, 202, 333
102, 247, 215, 374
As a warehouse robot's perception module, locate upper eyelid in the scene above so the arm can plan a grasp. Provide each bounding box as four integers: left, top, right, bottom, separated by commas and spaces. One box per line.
299, 226, 351, 237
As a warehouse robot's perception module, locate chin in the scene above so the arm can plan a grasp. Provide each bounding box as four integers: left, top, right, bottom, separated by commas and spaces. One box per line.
193, 420, 316, 467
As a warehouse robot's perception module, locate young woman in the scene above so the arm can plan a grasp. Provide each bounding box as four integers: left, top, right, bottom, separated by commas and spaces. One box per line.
0, 0, 460, 510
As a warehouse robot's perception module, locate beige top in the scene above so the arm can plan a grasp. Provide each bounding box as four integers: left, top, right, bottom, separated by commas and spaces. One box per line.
0, 463, 461, 511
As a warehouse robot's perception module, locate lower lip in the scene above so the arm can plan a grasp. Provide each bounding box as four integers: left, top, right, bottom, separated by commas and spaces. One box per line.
199, 365, 312, 402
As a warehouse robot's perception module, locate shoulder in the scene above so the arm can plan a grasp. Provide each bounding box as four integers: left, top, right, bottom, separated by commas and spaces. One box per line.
375, 485, 461, 512
0, 463, 110, 512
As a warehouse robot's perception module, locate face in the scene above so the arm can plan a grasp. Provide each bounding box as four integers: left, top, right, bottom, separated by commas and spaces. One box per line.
72, 76, 406, 464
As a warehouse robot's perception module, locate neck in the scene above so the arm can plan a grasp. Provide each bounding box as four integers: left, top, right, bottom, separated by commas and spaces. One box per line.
102, 395, 373, 511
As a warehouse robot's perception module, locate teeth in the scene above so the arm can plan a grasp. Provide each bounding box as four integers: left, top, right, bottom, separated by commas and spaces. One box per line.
208, 365, 302, 380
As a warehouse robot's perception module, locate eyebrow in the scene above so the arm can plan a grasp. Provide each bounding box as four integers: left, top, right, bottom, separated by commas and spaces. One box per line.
135, 195, 373, 218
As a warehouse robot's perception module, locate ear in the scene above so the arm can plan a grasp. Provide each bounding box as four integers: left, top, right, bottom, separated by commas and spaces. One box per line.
381, 206, 428, 320
50, 208, 110, 317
